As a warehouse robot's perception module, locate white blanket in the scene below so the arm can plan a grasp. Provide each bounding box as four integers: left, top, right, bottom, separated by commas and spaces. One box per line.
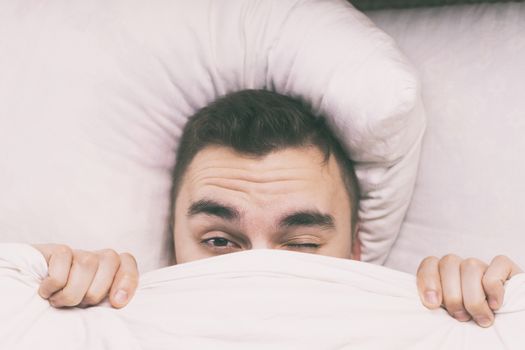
1, 244, 524, 350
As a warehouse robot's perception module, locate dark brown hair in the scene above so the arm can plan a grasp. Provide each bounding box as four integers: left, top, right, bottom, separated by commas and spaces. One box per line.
171, 89, 360, 234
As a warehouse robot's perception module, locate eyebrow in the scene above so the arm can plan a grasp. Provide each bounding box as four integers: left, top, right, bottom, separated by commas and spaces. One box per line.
187, 199, 240, 221
187, 199, 334, 230
279, 211, 335, 230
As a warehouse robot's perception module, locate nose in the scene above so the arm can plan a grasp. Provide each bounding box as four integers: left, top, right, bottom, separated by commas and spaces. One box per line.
249, 238, 274, 250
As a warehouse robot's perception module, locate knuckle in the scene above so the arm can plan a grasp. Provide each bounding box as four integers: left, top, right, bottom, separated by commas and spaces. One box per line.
82, 292, 105, 305
482, 274, 500, 289
461, 257, 483, 270
421, 256, 438, 264
57, 292, 82, 306
438, 255, 462, 271
491, 255, 510, 265
120, 252, 137, 264
120, 253, 138, 270
46, 275, 67, 290
440, 254, 461, 265
417, 256, 438, 274
75, 252, 99, 267
54, 244, 73, 256
100, 249, 120, 265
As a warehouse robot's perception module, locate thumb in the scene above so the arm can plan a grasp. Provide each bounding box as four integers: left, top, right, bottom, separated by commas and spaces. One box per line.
109, 252, 139, 308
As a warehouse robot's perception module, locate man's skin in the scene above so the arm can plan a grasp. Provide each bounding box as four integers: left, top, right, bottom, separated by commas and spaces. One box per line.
34, 145, 523, 328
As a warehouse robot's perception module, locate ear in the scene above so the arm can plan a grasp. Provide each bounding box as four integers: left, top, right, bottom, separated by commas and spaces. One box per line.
351, 226, 362, 261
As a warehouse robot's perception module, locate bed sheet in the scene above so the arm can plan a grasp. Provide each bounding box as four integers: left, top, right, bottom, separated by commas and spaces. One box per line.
1, 243, 524, 349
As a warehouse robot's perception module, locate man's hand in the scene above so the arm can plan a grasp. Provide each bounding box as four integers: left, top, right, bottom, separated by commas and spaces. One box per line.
32, 244, 139, 309
417, 255, 522, 327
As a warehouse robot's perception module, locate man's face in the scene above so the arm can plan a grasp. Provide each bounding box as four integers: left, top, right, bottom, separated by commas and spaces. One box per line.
173, 145, 360, 264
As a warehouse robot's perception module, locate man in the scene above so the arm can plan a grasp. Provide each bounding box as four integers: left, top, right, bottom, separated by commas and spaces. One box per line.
34, 90, 522, 328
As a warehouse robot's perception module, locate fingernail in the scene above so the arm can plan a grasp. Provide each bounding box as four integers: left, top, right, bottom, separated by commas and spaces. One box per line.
476, 317, 493, 328
488, 297, 499, 310
114, 289, 128, 305
425, 291, 439, 305
453, 311, 470, 321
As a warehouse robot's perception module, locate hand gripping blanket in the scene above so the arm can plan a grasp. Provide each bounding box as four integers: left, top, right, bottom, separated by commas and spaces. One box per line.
1, 244, 524, 350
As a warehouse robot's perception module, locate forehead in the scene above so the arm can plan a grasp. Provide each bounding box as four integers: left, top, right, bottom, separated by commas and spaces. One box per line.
178, 146, 348, 212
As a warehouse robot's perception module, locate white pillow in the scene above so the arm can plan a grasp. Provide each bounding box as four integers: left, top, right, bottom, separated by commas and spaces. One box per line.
368, 2, 525, 273
0, 0, 424, 271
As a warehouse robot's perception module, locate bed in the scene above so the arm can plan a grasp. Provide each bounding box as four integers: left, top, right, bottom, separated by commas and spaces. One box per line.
0, 0, 524, 348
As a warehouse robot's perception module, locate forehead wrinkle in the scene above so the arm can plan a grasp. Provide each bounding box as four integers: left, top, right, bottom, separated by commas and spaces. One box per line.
189, 165, 321, 185
181, 146, 345, 220
186, 166, 319, 199
183, 147, 335, 195
195, 180, 314, 201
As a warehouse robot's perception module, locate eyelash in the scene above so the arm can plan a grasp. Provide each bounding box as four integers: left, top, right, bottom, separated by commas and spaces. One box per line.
201, 237, 321, 250
286, 243, 320, 249
201, 237, 241, 249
